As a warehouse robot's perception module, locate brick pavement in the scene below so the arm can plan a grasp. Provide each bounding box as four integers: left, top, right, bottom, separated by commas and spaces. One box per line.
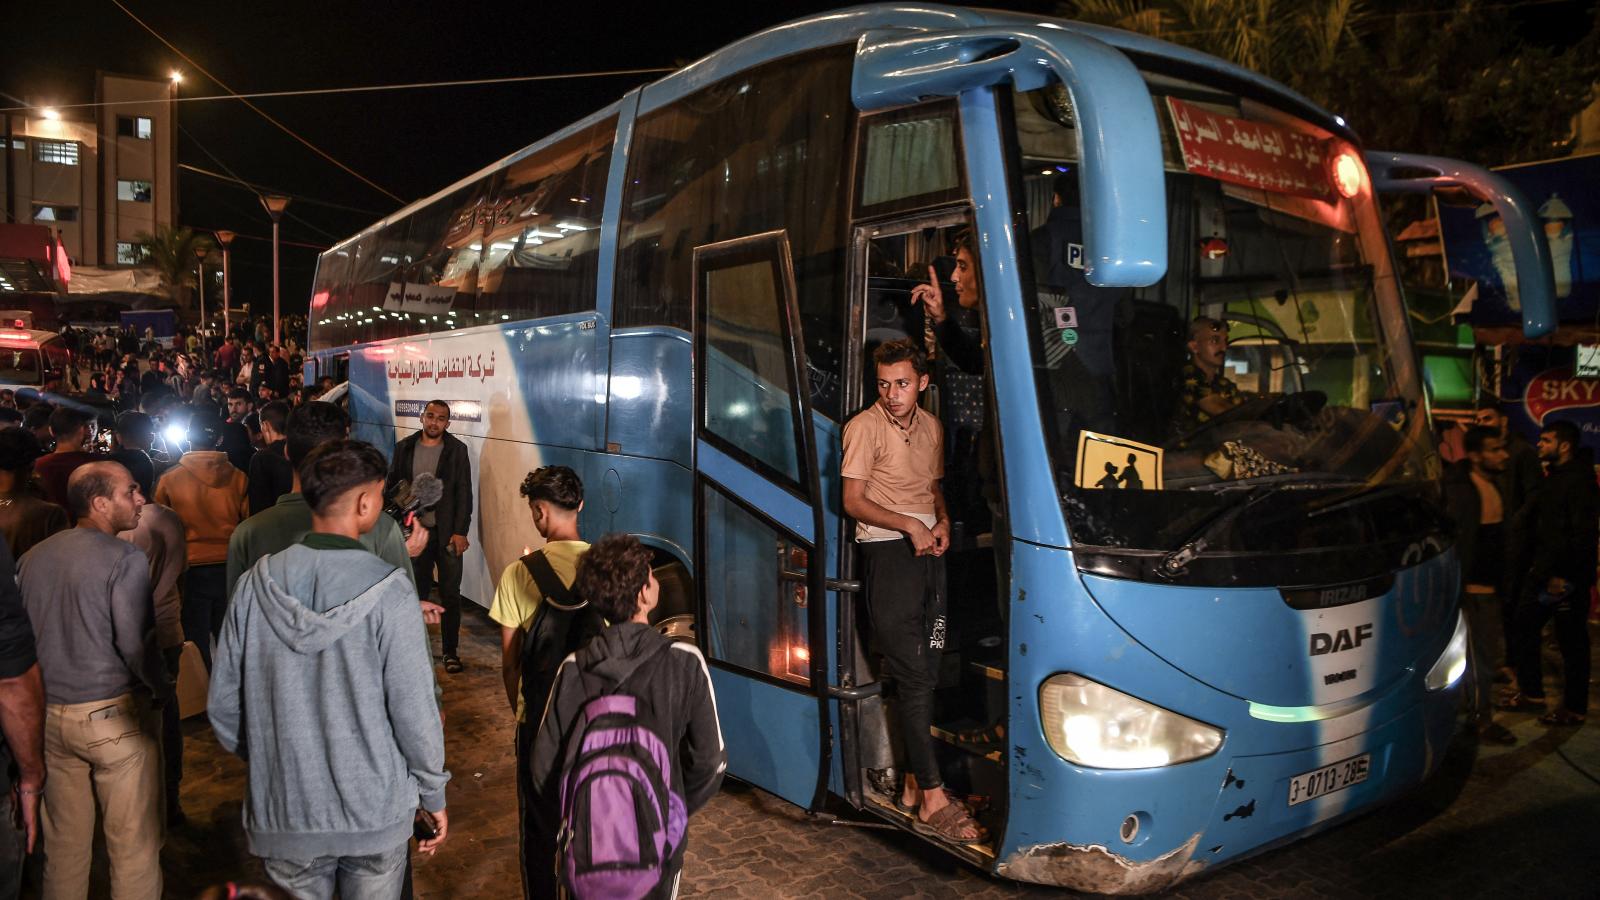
156, 606, 1600, 899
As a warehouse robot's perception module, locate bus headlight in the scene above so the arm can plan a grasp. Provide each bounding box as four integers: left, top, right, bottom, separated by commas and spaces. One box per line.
1425, 610, 1469, 691
1039, 674, 1224, 769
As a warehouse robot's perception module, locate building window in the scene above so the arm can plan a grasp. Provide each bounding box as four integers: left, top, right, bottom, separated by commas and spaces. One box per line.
116, 242, 150, 265
34, 141, 78, 166
116, 116, 154, 140
7, 139, 23, 151
31, 205, 79, 223
117, 179, 154, 203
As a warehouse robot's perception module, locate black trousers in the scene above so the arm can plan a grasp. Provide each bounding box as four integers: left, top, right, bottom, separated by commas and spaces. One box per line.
162, 647, 183, 810
861, 538, 947, 790
517, 721, 558, 900
414, 529, 465, 657
1511, 588, 1592, 715
183, 563, 228, 671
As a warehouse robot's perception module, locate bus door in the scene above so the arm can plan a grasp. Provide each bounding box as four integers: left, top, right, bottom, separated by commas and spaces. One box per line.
692, 231, 832, 810
839, 210, 1011, 833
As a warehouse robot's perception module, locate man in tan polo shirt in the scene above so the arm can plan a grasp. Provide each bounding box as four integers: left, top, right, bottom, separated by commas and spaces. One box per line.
842, 338, 984, 846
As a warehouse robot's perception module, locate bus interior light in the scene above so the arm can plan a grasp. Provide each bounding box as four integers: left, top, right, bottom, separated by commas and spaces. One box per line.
1425, 610, 1470, 691
1040, 674, 1223, 769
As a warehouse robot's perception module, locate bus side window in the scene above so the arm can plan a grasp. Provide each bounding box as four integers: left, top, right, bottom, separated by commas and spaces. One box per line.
613, 46, 854, 420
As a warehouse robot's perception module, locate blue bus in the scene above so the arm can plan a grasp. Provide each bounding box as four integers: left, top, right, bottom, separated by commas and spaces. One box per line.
305, 5, 1557, 892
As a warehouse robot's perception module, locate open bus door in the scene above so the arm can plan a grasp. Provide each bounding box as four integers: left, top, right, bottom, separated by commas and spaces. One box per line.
691, 231, 833, 810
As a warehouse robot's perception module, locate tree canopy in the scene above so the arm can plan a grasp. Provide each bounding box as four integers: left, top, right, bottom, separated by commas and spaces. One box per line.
1058, 0, 1600, 166
135, 225, 216, 310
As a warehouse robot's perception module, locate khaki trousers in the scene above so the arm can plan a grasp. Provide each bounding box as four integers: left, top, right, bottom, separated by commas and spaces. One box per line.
41, 693, 164, 900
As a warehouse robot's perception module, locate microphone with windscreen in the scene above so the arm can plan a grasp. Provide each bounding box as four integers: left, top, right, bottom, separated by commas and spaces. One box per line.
385, 472, 444, 539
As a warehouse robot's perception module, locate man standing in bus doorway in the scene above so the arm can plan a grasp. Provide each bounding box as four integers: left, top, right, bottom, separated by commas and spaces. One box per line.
388, 400, 473, 674
842, 339, 986, 846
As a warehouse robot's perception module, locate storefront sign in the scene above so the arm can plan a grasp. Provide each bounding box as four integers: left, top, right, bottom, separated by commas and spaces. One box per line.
1166, 97, 1333, 200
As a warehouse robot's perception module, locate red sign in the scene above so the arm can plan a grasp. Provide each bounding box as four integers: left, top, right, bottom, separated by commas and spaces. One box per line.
1524, 366, 1600, 424
1166, 97, 1334, 200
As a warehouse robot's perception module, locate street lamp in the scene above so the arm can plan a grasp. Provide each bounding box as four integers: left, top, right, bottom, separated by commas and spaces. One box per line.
194, 244, 208, 353
215, 230, 235, 344
260, 194, 291, 344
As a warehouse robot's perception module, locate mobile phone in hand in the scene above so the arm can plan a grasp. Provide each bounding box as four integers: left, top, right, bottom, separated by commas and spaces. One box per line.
413, 814, 438, 842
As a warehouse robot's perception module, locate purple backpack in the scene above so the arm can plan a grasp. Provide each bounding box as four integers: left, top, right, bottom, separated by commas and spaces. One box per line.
556, 649, 687, 899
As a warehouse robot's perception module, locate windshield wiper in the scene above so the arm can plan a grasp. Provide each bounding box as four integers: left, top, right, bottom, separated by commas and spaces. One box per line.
1158, 476, 1366, 578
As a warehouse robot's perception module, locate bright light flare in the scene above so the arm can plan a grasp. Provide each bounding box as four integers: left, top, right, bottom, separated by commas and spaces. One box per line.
1332, 151, 1365, 199
169, 71, 184, 84
41, 108, 60, 121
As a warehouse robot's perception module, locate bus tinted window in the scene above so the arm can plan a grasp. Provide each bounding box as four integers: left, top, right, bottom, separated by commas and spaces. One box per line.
614, 47, 853, 419
476, 117, 615, 323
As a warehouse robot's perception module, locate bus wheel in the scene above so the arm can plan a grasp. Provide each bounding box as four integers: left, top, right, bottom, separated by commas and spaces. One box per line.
649, 558, 697, 644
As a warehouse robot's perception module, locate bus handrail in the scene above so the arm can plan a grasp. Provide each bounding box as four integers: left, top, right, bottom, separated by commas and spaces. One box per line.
853, 25, 1168, 288
1365, 150, 1557, 338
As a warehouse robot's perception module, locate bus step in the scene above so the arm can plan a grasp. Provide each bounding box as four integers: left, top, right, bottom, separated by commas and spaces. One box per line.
929, 724, 1006, 764
862, 788, 997, 862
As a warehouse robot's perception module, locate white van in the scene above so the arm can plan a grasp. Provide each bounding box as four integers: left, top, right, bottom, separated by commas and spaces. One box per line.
0, 329, 72, 393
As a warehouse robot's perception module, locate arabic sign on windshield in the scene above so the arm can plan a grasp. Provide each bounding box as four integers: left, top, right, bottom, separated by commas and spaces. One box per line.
1166, 97, 1333, 200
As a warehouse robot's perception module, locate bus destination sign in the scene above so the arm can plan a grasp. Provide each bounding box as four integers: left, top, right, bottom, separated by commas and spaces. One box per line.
1166, 97, 1333, 201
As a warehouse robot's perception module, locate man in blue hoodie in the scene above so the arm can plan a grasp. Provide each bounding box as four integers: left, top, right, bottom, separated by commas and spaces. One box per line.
209, 439, 449, 900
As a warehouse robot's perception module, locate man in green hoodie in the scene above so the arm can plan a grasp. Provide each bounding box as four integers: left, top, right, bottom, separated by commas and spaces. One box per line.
209, 439, 449, 900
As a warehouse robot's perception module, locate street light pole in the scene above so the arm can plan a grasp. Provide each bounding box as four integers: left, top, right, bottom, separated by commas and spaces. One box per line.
214, 230, 235, 347
260, 194, 291, 345
194, 245, 207, 354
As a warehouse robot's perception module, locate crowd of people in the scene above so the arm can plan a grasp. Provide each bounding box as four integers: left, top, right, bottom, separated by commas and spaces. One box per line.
0, 344, 725, 899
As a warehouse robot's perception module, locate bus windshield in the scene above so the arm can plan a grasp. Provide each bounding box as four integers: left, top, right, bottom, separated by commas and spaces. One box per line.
1010, 83, 1446, 586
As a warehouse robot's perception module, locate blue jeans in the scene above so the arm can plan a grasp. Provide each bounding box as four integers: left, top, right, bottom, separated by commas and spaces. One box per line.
182, 564, 228, 671
262, 843, 409, 900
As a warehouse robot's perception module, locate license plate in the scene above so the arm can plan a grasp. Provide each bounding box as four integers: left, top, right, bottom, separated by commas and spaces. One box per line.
1286, 753, 1370, 806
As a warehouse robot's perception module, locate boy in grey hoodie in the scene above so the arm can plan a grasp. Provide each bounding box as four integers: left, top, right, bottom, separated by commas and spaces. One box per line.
209, 439, 449, 900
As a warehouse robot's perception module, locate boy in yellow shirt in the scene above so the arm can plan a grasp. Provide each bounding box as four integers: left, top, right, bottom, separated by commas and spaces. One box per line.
486, 465, 589, 899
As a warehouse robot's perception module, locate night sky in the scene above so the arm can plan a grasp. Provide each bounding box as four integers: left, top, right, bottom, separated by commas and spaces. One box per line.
0, 1, 1587, 317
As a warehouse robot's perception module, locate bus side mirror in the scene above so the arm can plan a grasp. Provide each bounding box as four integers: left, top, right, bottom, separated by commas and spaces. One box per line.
853, 25, 1168, 288
1365, 150, 1556, 339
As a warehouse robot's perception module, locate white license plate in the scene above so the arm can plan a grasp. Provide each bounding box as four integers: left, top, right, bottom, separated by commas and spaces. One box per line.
1287, 753, 1371, 807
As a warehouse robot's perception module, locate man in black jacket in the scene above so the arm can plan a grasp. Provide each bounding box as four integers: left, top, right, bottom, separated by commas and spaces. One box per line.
1503, 419, 1596, 726
530, 533, 725, 898
1441, 426, 1516, 744
387, 400, 474, 672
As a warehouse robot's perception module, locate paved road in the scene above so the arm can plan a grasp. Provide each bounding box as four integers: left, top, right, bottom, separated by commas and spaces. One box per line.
163, 607, 1600, 899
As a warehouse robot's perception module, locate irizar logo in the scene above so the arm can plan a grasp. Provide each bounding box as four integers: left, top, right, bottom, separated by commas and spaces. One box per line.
1310, 623, 1373, 656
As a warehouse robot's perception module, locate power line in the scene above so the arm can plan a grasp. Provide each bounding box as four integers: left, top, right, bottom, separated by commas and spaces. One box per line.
177, 164, 384, 217
175, 123, 342, 243
188, 228, 328, 251
0, 67, 675, 116
108, 0, 405, 204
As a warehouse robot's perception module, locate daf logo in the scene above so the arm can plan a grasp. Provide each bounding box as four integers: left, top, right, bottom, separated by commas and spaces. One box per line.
1310, 623, 1374, 656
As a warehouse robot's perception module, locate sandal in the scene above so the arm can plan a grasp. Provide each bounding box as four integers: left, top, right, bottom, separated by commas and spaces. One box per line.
1539, 709, 1586, 727
895, 792, 989, 817
443, 655, 463, 674
1495, 692, 1546, 713
913, 801, 988, 846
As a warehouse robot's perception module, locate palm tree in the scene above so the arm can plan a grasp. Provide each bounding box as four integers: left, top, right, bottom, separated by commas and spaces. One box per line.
135, 225, 216, 310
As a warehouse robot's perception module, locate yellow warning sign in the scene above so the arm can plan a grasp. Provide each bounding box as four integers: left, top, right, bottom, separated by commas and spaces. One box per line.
1075, 431, 1163, 491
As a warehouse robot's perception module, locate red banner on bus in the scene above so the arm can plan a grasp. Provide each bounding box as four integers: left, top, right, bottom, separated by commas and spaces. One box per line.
1165, 97, 1334, 200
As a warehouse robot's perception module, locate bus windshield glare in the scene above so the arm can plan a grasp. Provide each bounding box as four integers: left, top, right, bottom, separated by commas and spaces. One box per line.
1011, 83, 1446, 586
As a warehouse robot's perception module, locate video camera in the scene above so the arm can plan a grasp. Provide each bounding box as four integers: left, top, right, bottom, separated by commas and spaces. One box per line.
385, 472, 443, 539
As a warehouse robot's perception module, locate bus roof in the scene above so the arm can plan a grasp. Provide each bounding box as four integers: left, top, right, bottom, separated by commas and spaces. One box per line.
324, 3, 1352, 256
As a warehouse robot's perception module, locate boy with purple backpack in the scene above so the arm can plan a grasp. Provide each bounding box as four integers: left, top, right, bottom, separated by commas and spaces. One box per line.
529, 533, 725, 899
